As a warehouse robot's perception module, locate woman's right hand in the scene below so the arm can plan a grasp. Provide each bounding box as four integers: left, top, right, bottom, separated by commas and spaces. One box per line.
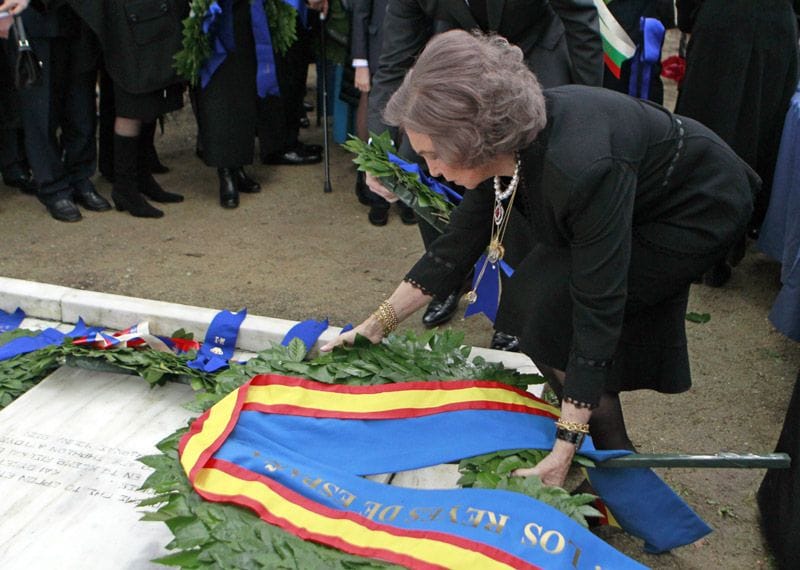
0, 0, 29, 15
365, 173, 399, 203
320, 317, 384, 352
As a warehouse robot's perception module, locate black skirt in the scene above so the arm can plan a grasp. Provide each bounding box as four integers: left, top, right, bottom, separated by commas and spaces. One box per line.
114, 82, 184, 122
494, 231, 732, 395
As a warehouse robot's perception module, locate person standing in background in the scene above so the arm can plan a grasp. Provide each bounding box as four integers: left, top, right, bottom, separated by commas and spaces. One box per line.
674, 0, 799, 286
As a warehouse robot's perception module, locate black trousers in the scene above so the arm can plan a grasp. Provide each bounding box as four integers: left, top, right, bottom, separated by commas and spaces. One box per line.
257, 14, 312, 158
17, 36, 96, 201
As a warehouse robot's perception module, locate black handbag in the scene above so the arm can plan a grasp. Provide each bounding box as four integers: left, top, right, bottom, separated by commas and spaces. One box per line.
12, 16, 42, 90
339, 65, 362, 107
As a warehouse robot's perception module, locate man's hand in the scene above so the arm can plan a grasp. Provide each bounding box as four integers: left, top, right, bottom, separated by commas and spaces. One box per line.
365, 173, 399, 203
306, 0, 328, 16
355, 67, 371, 92
0, 12, 12, 39
0, 0, 29, 16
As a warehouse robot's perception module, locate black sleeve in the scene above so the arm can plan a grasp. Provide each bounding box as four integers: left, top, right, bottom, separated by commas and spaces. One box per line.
562, 159, 637, 407
676, 0, 702, 33
366, 0, 432, 138
405, 183, 494, 298
349, 0, 371, 61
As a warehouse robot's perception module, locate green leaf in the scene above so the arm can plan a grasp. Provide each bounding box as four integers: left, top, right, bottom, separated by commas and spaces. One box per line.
685, 312, 711, 323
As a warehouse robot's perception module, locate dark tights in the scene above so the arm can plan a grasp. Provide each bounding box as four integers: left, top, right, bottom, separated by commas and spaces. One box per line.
535, 361, 636, 452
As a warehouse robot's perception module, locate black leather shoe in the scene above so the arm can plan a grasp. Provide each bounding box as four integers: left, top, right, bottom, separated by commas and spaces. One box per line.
490, 330, 520, 352
45, 197, 82, 222
299, 115, 310, 128
262, 149, 322, 165
73, 179, 112, 211
399, 204, 417, 225
422, 291, 461, 328
297, 141, 323, 155
233, 167, 261, 193
303, 100, 314, 112
218, 168, 239, 208
702, 261, 732, 288
368, 205, 389, 226
355, 171, 370, 205
3, 165, 37, 195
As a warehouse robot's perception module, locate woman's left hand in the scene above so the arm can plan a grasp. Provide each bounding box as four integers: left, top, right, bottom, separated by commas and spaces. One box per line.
513, 440, 576, 488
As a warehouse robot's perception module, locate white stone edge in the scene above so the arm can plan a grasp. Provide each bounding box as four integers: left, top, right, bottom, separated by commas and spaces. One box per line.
0, 276, 541, 378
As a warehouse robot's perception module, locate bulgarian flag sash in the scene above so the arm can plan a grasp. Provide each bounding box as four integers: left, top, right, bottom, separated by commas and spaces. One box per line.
180, 375, 710, 568
594, 0, 637, 79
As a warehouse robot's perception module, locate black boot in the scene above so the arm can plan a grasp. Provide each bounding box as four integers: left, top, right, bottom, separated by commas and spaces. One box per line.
111, 133, 163, 218
218, 168, 239, 208
232, 167, 261, 193
354, 170, 370, 205
142, 120, 170, 174
137, 130, 183, 203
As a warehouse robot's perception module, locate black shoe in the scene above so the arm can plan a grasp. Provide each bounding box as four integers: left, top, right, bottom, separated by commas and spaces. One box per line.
368, 205, 389, 226
72, 179, 111, 211
139, 174, 184, 203
422, 291, 461, 328
262, 149, 322, 165
490, 330, 520, 352
232, 167, 261, 193
299, 115, 310, 128
399, 204, 417, 225
355, 171, 370, 205
218, 168, 240, 208
45, 197, 82, 222
303, 100, 314, 112
112, 189, 164, 218
702, 261, 732, 288
297, 141, 323, 155
3, 164, 37, 195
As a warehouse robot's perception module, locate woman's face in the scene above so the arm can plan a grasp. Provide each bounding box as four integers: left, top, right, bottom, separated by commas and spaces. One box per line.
406, 130, 497, 190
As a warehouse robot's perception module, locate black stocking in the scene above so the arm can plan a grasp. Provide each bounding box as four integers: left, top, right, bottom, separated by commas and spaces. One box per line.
533, 360, 636, 452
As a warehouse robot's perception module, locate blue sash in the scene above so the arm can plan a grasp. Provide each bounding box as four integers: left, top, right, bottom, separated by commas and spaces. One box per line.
0, 307, 25, 333
628, 17, 665, 101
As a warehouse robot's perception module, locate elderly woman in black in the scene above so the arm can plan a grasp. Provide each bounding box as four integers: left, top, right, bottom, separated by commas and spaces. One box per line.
322, 30, 757, 487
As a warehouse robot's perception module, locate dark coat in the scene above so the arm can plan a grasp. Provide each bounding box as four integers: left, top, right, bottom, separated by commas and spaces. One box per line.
349, 0, 387, 74
67, 0, 188, 94
406, 86, 757, 406
368, 0, 604, 135
675, 0, 799, 228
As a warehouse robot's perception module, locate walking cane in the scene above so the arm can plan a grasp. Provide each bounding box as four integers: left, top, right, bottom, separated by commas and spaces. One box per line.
319, 10, 332, 193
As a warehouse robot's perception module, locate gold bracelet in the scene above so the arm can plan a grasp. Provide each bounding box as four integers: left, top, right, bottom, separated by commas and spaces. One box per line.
372, 300, 398, 336
554, 420, 590, 434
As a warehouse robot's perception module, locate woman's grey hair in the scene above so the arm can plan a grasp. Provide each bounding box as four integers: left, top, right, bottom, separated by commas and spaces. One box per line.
383, 30, 547, 166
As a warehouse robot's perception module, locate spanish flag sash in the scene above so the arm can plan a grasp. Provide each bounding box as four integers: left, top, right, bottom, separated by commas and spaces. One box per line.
180, 375, 709, 568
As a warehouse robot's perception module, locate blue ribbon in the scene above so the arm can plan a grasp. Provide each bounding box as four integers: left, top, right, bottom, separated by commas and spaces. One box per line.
628, 17, 665, 101
188, 309, 248, 373
387, 153, 465, 205
199, 0, 281, 98
281, 318, 329, 352
463, 254, 515, 323
0, 307, 25, 333
0, 318, 102, 361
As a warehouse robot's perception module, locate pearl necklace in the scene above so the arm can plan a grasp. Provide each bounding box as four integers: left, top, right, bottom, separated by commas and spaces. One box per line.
493, 158, 520, 201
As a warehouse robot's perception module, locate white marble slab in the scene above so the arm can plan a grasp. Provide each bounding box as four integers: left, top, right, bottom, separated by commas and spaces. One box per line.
391, 464, 462, 490
0, 277, 69, 321
0, 367, 197, 569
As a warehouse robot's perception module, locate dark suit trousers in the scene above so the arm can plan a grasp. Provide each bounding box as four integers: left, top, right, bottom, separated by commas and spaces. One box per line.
18, 36, 96, 201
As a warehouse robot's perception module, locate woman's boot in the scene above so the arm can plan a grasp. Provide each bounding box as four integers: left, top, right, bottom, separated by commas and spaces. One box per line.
218, 168, 239, 208
137, 128, 183, 203
111, 133, 163, 218
141, 120, 170, 174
